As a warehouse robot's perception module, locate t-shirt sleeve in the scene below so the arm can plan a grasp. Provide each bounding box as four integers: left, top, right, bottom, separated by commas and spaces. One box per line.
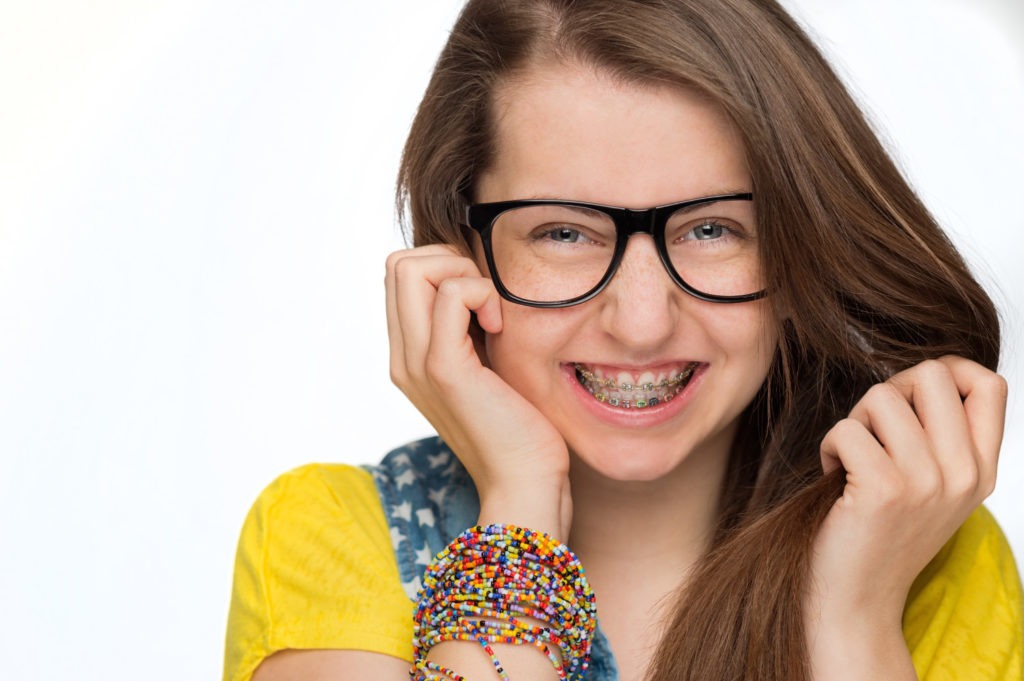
223, 464, 415, 681
904, 506, 1023, 681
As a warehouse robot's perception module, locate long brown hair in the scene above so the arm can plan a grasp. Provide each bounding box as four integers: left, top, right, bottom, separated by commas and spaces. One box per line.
396, 1, 1001, 678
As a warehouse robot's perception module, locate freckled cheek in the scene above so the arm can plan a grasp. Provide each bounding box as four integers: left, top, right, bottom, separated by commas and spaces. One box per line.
484, 304, 538, 378
484, 303, 575, 385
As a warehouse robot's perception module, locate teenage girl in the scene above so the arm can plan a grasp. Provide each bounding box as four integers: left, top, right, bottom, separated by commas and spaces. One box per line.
225, 2, 1022, 680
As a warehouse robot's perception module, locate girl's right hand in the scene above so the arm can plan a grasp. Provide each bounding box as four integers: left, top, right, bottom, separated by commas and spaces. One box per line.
385, 244, 573, 539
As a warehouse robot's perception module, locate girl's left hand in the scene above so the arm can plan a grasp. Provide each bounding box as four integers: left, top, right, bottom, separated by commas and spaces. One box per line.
806, 355, 1008, 678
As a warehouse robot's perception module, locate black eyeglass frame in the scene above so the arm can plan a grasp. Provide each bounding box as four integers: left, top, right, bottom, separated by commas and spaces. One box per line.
464, 192, 767, 308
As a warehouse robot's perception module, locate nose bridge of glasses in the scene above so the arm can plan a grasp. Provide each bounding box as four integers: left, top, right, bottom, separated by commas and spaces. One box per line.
613, 209, 669, 283
620, 207, 657, 236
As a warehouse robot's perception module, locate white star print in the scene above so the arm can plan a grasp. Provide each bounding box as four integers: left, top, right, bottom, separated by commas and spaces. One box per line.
415, 544, 434, 566
427, 452, 449, 469
391, 501, 412, 521
390, 526, 407, 551
416, 508, 436, 527
390, 453, 412, 468
427, 487, 447, 506
395, 469, 416, 490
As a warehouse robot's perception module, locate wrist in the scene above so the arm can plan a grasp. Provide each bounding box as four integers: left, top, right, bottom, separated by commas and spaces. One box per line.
478, 480, 572, 541
804, 599, 915, 681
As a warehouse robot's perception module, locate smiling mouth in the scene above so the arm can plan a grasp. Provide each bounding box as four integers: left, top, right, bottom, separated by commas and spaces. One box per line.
573, 362, 699, 409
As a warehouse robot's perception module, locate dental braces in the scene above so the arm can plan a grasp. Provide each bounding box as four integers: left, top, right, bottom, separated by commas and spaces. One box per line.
591, 393, 674, 409
573, 363, 695, 392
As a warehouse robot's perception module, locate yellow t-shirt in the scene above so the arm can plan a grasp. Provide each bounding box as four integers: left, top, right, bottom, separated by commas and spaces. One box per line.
223, 462, 1023, 681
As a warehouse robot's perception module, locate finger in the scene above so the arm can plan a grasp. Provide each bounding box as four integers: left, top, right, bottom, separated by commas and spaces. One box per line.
879, 357, 1007, 463
937, 356, 1008, 459
820, 418, 902, 505
386, 246, 477, 384
845, 383, 938, 489
384, 249, 410, 377
426, 276, 503, 385
885, 360, 975, 492
866, 357, 1006, 500
392, 253, 486, 372
422, 266, 501, 335
937, 356, 1008, 494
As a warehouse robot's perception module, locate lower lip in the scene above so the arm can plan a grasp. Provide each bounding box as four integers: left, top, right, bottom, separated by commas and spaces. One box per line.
562, 362, 705, 428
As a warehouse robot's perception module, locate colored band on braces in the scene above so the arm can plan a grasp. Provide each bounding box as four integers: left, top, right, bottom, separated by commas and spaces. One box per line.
574, 363, 696, 391
580, 363, 695, 409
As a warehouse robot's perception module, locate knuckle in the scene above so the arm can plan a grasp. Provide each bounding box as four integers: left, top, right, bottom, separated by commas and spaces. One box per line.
977, 470, 997, 498
916, 358, 951, 380
436, 277, 462, 298
830, 417, 864, 439
947, 465, 980, 499
385, 249, 409, 274
391, 253, 415, 283
865, 382, 901, 404
820, 418, 858, 451
946, 473, 978, 499
423, 351, 454, 389
985, 372, 1009, 402
912, 461, 943, 493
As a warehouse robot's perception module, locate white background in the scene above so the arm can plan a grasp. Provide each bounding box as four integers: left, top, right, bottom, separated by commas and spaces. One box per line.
0, 1, 1020, 679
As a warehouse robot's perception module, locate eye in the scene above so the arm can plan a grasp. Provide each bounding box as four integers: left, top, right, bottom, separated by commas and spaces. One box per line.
683, 220, 728, 241
538, 225, 593, 244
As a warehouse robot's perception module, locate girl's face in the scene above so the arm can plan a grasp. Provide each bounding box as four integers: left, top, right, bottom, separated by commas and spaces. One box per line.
475, 63, 778, 483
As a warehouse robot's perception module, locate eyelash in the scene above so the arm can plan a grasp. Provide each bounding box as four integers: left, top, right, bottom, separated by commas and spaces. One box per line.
678, 219, 742, 244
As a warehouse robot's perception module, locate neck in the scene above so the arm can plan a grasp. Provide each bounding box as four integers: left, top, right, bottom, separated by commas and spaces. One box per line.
566, 442, 731, 679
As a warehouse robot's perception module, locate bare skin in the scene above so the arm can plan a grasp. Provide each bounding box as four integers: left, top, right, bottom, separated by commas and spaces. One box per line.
249, 62, 1006, 681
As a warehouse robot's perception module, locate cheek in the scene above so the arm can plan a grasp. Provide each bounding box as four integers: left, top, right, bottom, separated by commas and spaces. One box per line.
709, 303, 779, 367
484, 302, 535, 381
484, 303, 577, 385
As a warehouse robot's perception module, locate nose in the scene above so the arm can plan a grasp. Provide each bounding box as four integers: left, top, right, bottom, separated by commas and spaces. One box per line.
597, 234, 683, 351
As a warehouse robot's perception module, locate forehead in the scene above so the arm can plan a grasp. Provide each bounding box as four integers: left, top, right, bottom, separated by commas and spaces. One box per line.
478, 62, 751, 208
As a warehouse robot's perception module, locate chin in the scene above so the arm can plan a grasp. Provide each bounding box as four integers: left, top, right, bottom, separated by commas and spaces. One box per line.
568, 437, 694, 483
564, 418, 739, 485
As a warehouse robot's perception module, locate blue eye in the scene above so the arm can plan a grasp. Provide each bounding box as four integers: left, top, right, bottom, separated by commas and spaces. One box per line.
542, 227, 588, 243
685, 221, 726, 241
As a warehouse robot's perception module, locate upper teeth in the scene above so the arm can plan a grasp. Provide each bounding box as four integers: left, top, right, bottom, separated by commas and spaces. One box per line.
573, 363, 695, 391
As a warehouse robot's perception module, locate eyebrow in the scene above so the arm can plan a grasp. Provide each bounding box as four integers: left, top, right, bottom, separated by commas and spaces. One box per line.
670, 193, 754, 215
522, 191, 753, 213
549, 204, 609, 219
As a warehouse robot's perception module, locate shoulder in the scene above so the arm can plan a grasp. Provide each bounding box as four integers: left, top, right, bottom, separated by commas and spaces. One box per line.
243, 462, 387, 543
224, 454, 424, 681
904, 506, 1023, 680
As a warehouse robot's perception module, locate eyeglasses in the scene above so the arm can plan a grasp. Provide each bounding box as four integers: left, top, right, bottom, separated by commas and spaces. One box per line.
464, 192, 766, 308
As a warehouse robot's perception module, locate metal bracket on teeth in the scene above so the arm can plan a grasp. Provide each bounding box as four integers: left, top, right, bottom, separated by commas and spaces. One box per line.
575, 363, 695, 393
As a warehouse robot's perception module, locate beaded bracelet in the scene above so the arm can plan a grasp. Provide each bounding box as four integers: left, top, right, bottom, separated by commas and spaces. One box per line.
412, 524, 596, 681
